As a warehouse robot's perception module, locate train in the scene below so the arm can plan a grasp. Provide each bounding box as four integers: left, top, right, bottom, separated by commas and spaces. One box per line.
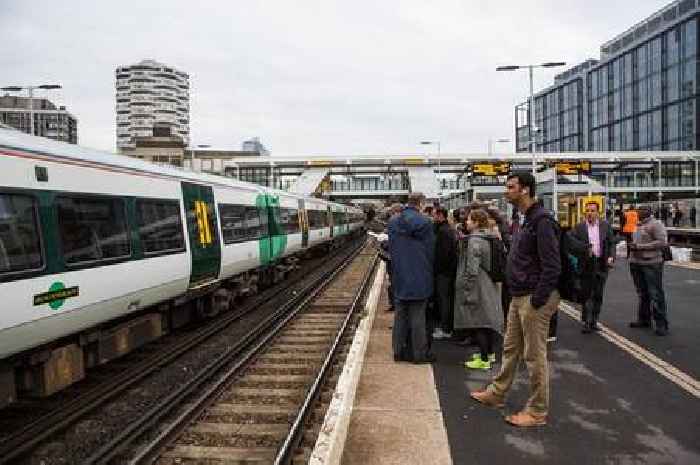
0, 128, 365, 408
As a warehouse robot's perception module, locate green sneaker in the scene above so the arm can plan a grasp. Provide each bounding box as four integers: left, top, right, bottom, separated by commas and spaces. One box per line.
470, 353, 496, 363
465, 359, 491, 370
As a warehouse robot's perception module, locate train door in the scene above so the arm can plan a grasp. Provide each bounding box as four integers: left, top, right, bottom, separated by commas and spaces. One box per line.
181, 182, 221, 286
298, 199, 309, 248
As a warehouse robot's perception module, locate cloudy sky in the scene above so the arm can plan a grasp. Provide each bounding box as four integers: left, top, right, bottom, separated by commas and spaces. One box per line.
1, 0, 671, 156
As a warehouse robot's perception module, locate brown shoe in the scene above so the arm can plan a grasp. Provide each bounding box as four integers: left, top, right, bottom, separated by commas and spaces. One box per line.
505, 411, 547, 427
469, 389, 504, 409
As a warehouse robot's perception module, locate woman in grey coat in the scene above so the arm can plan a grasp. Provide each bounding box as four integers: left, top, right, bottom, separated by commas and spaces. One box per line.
454, 209, 503, 370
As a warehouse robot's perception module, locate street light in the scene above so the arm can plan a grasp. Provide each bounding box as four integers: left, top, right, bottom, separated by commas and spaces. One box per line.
496, 62, 566, 174
488, 138, 510, 156
420, 140, 441, 195
1, 84, 62, 137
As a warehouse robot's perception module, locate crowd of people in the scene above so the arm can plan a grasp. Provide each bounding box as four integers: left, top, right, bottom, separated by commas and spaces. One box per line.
375, 172, 671, 428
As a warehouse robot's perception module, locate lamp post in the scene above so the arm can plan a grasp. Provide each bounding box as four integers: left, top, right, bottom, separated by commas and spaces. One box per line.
496, 62, 566, 174
420, 140, 441, 195
1, 84, 62, 137
488, 137, 510, 156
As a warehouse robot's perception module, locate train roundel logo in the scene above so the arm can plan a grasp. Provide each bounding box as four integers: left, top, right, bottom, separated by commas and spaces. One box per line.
33, 282, 80, 310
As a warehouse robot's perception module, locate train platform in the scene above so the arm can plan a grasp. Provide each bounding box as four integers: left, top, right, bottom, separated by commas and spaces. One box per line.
334, 259, 699, 465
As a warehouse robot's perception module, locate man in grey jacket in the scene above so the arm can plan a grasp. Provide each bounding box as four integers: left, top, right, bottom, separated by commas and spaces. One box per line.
629, 205, 669, 336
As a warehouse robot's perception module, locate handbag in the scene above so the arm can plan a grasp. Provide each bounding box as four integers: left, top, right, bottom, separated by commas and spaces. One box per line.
661, 245, 673, 261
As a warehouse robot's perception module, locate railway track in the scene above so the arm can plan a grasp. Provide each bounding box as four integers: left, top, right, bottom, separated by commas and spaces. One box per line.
122, 245, 378, 465
0, 238, 372, 465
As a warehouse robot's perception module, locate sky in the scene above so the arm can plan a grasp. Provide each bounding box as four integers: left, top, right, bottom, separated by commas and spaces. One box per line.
0, 0, 674, 156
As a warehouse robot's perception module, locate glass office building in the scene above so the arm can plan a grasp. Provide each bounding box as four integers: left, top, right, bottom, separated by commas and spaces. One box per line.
516, 0, 700, 152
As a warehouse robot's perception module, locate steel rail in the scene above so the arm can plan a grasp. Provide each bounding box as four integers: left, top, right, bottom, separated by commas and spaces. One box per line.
83, 239, 368, 465
273, 250, 378, 465
0, 238, 363, 465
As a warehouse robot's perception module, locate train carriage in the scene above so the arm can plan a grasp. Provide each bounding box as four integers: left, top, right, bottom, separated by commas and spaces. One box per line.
0, 128, 365, 408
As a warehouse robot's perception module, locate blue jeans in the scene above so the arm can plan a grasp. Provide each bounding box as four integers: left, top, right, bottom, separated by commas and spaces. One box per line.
629, 262, 668, 329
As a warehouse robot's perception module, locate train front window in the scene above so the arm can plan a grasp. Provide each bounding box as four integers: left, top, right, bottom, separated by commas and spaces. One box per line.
57, 196, 131, 265
0, 193, 43, 275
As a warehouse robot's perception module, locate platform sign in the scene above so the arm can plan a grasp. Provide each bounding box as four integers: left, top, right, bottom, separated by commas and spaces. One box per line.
471, 162, 510, 176
555, 160, 591, 175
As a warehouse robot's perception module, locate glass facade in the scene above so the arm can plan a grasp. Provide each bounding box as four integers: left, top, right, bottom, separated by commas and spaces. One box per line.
517, 11, 700, 153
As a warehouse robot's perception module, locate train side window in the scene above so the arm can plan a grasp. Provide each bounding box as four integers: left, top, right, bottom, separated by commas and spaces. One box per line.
0, 193, 43, 275
136, 200, 185, 254
57, 196, 130, 265
219, 204, 248, 244
280, 207, 300, 234
245, 206, 266, 239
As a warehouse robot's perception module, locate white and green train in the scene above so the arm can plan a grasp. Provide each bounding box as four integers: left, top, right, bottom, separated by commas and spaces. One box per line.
0, 128, 364, 407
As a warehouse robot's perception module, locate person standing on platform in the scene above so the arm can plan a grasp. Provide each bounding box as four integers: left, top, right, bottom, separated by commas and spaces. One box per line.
622, 206, 638, 258
456, 209, 503, 370
690, 204, 697, 228
567, 201, 616, 333
672, 202, 682, 227
388, 193, 436, 363
629, 205, 670, 336
470, 172, 561, 427
432, 207, 457, 340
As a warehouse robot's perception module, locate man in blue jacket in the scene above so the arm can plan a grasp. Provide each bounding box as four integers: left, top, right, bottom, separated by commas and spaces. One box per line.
388, 193, 436, 363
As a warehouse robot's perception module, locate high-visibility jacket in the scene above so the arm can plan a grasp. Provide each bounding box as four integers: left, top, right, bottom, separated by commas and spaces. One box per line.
623, 210, 638, 233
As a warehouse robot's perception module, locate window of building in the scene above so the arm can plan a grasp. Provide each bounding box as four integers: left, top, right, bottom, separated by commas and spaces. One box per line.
136, 200, 185, 254
0, 193, 43, 276
57, 196, 130, 265
683, 18, 697, 59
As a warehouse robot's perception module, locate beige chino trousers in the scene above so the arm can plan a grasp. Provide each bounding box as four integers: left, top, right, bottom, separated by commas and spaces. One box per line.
487, 291, 560, 416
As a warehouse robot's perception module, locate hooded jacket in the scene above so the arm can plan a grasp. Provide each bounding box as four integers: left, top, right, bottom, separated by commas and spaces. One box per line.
388, 206, 435, 300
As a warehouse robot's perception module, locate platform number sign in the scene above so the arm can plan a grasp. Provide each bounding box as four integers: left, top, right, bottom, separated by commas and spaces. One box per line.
194, 200, 213, 246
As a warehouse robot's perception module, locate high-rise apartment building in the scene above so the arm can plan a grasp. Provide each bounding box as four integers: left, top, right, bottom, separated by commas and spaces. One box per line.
241, 137, 270, 155
516, 0, 699, 153
115, 59, 189, 150
0, 95, 78, 144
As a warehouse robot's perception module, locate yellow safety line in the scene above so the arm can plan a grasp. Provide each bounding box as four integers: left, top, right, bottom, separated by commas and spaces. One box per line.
559, 302, 700, 398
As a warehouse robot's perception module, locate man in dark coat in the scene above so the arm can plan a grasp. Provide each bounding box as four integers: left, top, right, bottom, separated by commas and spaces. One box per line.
432, 207, 457, 338
470, 172, 561, 427
388, 193, 435, 363
567, 201, 616, 333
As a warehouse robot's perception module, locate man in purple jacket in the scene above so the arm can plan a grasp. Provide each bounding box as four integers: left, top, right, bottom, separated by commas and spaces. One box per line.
470, 172, 561, 427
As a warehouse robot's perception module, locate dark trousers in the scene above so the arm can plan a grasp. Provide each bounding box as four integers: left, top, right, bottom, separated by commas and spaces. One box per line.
629, 262, 668, 329
623, 232, 633, 257
434, 274, 454, 333
580, 259, 609, 326
501, 283, 512, 331
474, 328, 495, 361
386, 267, 394, 310
393, 299, 430, 361
548, 312, 558, 338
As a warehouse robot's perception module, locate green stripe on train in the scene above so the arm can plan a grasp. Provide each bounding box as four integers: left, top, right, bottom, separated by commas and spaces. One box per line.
256, 193, 287, 265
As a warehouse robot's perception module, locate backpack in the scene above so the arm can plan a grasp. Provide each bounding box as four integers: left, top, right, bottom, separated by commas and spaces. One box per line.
527, 215, 580, 302
468, 235, 507, 283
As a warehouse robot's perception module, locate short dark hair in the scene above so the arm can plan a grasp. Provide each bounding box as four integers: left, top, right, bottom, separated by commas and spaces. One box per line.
585, 201, 599, 211
507, 172, 536, 198
435, 207, 448, 218
469, 209, 490, 229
